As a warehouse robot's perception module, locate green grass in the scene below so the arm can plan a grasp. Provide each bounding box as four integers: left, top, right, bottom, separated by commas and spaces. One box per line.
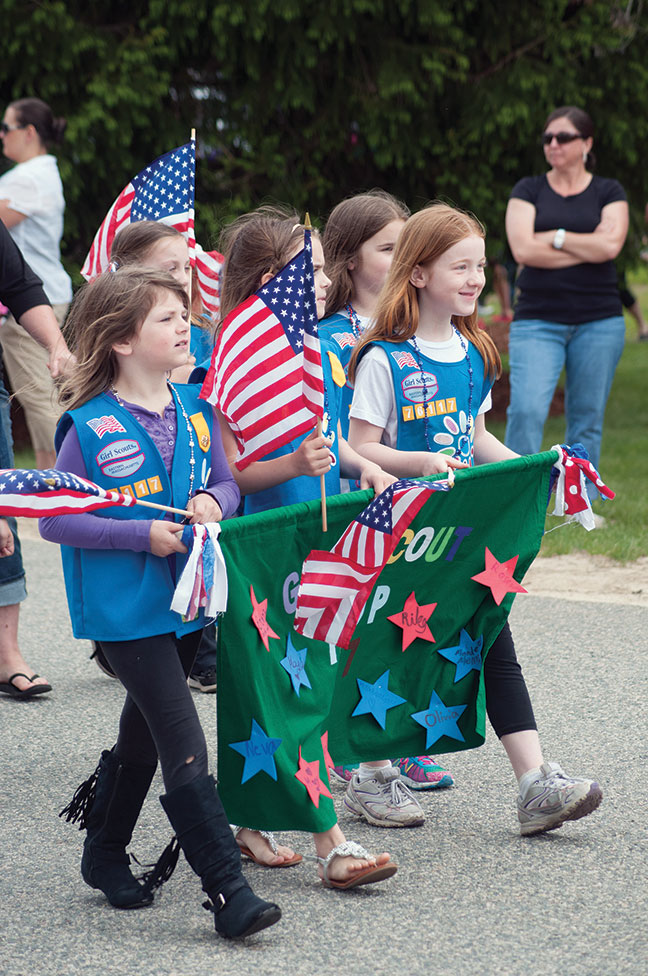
487, 283, 648, 562
13, 446, 36, 470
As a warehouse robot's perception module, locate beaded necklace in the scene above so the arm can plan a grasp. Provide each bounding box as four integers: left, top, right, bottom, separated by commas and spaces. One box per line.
409, 324, 474, 457
345, 302, 363, 340
110, 381, 197, 504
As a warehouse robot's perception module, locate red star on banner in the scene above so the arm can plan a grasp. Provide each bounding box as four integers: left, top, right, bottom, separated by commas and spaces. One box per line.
387, 591, 437, 652
250, 584, 279, 651
294, 746, 333, 807
320, 731, 334, 775
471, 548, 528, 606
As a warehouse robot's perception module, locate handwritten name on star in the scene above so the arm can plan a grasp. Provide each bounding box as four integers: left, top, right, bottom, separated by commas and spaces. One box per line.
387, 591, 437, 651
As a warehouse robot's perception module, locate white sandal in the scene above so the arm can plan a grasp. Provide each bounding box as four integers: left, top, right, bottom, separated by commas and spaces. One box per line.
231, 825, 303, 867
316, 840, 397, 890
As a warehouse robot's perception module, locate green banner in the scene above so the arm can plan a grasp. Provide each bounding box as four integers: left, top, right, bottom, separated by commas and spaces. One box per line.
216, 452, 554, 832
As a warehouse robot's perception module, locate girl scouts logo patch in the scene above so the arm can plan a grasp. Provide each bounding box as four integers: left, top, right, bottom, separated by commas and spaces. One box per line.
402, 371, 439, 404
189, 413, 211, 452
96, 439, 145, 478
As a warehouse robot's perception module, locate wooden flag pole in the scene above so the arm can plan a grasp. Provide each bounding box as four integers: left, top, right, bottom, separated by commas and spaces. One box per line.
41, 478, 192, 519
304, 211, 327, 532
133, 498, 192, 518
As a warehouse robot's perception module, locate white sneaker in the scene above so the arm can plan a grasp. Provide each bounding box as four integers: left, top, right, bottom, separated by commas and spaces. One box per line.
517, 761, 603, 836
344, 766, 425, 828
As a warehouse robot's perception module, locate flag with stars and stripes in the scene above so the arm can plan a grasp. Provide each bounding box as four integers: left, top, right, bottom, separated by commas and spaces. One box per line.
294, 478, 451, 648
0, 469, 137, 518
194, 243, 224, 319
80, 140, 196, 279
199, 230, 324, 470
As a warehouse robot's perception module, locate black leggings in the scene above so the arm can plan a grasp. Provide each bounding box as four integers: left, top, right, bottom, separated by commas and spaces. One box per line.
483, 622, 537, 738
98, 631, 206, 793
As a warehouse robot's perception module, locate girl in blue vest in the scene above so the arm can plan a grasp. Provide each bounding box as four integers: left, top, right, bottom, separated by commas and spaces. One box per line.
109, 222, 220, 694
320, 190, 409, 439
320, 191, 457, 808
39, 268, 281, 939
214, 205, 398, 889
347, 202, 603, 837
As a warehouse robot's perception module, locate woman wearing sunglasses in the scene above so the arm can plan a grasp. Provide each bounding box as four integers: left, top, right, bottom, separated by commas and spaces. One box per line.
0, 97, 72, 469
504, 106, 628, 478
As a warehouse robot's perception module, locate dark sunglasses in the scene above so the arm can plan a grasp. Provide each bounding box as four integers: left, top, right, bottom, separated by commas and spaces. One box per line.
0, 122, 27, 135
541, 131, 583, 146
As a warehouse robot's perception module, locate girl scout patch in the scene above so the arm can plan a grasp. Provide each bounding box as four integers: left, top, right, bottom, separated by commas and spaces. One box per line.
189, 412, 211, 452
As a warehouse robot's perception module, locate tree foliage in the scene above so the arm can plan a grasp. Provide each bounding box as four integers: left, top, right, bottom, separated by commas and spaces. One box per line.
1, 0, 647, 276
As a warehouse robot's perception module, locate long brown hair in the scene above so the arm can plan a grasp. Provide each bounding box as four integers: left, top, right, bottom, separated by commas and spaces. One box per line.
323, 190, 409, 314
59, 269, 189, 411
218, 205, 307, 322
348, 202, 500, 383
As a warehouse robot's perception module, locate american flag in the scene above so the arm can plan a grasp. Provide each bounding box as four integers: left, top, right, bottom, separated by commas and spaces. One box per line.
294, 478, 450, 648
0, 469, 136, 518
200, 231, 324, 470
194, 243, 224, 318
81, 141, 195, 280
85, 415, 127, 439
391, 349, 418, 369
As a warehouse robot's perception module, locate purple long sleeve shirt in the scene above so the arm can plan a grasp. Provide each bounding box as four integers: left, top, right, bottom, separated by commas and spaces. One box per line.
39, 395, 240, 550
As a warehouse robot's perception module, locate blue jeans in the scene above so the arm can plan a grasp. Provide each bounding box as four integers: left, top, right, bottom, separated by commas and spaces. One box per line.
505, 316, 625, 471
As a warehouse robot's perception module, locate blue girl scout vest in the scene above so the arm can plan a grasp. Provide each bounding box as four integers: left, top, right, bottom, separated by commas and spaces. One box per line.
55, 385, 213, 642
243, 336, 346, 514
364, 338, 493, 466
319, 310, 357, 439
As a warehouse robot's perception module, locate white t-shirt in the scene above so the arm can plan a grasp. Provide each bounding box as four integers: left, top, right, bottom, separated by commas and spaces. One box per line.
350, 332, 492, 448
0, 154, 72, 303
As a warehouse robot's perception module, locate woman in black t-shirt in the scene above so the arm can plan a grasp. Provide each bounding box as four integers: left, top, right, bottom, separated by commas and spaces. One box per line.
504, 106, 628, 472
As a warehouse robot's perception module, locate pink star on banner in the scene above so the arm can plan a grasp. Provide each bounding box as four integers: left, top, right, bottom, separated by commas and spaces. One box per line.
471, 548, 528, 606
294, 746, 333, 807
387, 591, 437, 651
320, 731, 334, 776
250, 585, 279, 651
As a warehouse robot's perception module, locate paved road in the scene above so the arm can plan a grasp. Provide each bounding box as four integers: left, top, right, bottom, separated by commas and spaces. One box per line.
1, 534, 646, 976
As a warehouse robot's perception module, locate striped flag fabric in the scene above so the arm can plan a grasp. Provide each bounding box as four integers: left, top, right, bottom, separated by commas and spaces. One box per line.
80, 140, 196, 279
294, 479, 450, 648
194, 243, 224, 319
199, 230, 324, 470
0, 468, 136, 517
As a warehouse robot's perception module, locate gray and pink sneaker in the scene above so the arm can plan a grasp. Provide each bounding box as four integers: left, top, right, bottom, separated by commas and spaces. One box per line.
391, 756, 454, 791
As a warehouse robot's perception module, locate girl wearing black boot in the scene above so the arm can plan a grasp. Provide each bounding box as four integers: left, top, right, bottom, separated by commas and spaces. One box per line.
40, 268, 281, 939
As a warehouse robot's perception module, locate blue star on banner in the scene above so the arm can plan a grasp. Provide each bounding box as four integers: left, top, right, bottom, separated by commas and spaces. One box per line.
229, 718, 282, 784
352, 669, 406, 729
437, 629, 484, 683
280, 634, 312, 697
411, 691, 467, 748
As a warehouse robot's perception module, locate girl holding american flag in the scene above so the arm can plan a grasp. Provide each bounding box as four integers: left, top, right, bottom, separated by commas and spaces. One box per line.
208, 205, 398, 889
39, 267, 281, 939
